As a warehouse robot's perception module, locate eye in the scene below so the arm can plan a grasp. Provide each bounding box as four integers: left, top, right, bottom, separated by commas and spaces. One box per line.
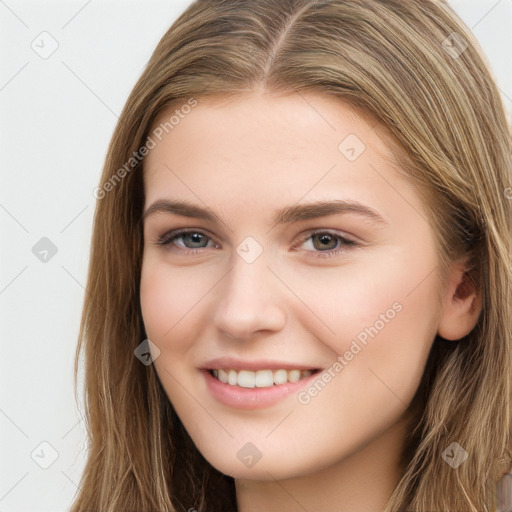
296, 230, 358, 257
154, 228, 217, 253
153, 228, 358, 258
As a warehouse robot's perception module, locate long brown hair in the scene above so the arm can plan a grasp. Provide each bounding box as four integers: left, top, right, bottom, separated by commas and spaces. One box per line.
71, 1, 512, 510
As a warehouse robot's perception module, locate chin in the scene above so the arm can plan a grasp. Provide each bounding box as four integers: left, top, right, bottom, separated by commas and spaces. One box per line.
195, 439, 326, 482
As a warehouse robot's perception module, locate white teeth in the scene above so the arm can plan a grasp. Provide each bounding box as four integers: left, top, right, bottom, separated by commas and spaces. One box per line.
255, 370, 273, 388
238, 370, 256, 388
288, 369, 301, 383
273, 369, 288, 385
211, 368, 313, 388
228, 369, 237, 386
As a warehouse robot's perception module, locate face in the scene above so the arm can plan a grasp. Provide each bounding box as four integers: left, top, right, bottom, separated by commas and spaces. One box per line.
140, 91, 445, 481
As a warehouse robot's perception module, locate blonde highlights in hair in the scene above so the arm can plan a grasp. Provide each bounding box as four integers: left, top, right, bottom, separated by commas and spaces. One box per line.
71, 1, 512, 510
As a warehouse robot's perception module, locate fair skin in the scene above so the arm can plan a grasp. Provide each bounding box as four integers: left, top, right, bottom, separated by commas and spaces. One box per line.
140, 91, 481, 512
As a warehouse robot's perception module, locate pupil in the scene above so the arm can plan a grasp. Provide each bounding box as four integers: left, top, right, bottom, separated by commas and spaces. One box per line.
314, 233, 337, 251
186, 233, 206, 247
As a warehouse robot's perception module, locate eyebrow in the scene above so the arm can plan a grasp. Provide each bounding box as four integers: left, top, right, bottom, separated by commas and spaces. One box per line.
142, 198, 388, 227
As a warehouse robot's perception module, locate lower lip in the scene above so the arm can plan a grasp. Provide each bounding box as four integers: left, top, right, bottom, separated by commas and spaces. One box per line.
202, 369, 319, 410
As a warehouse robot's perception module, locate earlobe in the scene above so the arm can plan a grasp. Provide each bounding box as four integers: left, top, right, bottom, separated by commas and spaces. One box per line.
437, 261, 482, 341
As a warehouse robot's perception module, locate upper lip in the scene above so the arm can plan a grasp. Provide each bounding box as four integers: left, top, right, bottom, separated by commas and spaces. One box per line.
200, 357, 320, 371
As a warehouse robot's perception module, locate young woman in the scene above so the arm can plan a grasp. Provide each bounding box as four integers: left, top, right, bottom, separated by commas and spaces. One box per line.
71, 1, 512, 511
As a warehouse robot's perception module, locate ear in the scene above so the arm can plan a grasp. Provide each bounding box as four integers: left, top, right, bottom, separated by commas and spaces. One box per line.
437, 257, 482, 341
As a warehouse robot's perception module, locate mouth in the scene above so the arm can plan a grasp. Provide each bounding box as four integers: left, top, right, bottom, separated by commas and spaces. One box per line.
203, 367, 321, 409
201, 358, 323, 409
208, 368, 320, 389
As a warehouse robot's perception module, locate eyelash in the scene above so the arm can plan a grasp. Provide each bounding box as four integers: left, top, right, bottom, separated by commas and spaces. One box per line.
154, 228, 358, 258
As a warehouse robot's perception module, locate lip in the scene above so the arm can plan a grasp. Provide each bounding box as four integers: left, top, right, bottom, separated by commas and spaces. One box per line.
202, 368, 320, 410
200, 356, 320, 372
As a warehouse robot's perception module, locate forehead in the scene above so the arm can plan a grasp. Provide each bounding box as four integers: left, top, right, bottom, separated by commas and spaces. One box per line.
145, 92, 395, 165
142, 91, 415, 222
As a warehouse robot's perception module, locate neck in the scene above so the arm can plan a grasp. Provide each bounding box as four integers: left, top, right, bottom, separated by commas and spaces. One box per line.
235, 413, 410, 512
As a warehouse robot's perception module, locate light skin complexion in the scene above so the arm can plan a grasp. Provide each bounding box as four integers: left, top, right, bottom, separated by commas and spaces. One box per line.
140, 91, 481, 512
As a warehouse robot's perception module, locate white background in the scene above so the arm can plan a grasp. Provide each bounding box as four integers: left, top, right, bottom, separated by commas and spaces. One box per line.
1, 1, 511, 510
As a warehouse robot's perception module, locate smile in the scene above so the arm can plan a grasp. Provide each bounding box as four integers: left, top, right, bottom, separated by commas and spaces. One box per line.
203, 368, 321, 409
210, 368, 315, 388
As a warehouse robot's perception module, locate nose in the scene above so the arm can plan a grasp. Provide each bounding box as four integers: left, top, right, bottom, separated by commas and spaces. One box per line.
212, 253, 287, 340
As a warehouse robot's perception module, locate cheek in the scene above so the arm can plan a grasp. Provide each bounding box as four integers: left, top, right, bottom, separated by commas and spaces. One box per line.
276, 243, 440, 344
314, 250, 439, 404
282, 245, 441, 397
140, 256, 222, 352
140, 259, 190, 344
140, 263, 173, 341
